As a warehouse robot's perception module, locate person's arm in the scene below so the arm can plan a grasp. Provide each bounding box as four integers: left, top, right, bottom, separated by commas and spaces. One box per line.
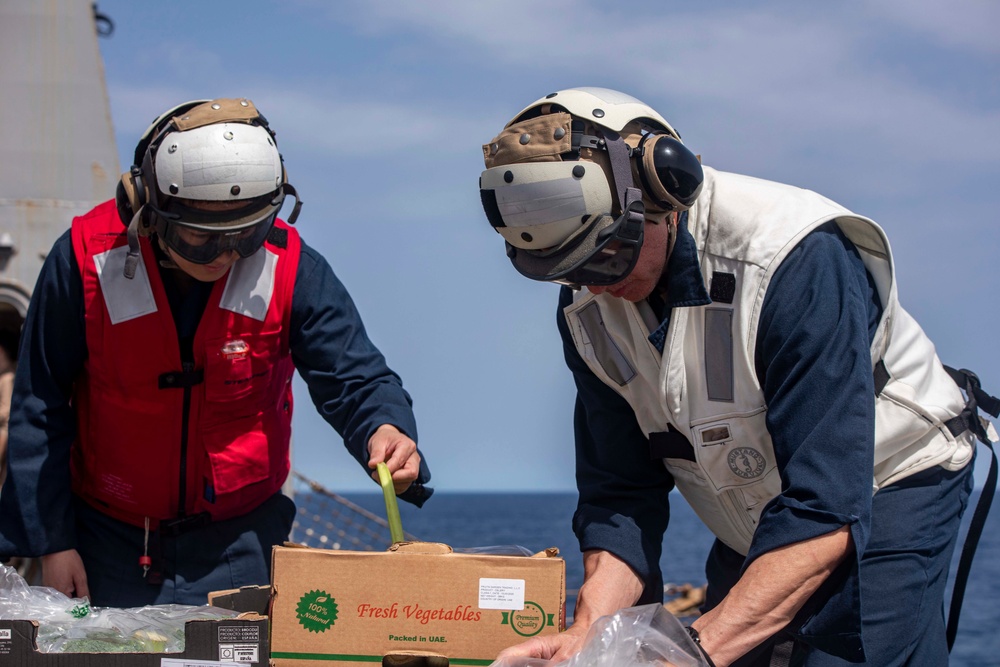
0, 372, 12, 487
0, 230, 89, 596
288, 242, 429, 503
691, 223, 880, 664
693, 527, 852, 665
499, 287, 673, 660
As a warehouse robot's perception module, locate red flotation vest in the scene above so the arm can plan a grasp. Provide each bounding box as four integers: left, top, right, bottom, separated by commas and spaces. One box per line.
69, 200, 299, 528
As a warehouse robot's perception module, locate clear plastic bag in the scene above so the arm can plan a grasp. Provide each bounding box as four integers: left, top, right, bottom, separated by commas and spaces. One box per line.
0, 563, 239, 653
490, 603, 710, 667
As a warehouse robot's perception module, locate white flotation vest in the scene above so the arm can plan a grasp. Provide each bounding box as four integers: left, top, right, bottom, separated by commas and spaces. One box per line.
563, 167, 974, 555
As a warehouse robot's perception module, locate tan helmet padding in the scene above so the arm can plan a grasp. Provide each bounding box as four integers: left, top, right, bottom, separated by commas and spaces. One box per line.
483, 112, 678, 216
483, 113, 574, 168
171, 98, 261, 132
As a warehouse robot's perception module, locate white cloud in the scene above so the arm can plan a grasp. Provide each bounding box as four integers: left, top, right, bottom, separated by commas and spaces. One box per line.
305, 2, 999, 167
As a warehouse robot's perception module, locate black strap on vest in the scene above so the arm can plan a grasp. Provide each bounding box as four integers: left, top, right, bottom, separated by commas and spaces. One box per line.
649, 425, 696, 461
942, 366, 1000, 651
872, 359, 890, 396
158, 369, 204, 389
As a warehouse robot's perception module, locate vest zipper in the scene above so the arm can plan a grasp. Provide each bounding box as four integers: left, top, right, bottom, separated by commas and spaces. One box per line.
177, 360, 195, 518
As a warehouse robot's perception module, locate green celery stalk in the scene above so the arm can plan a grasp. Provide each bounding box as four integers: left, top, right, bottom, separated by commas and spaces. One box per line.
377, 462, 405, 544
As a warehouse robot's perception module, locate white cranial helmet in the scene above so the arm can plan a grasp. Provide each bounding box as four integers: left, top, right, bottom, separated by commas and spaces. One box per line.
151, 121, 283, 203
479, 87, 703, 287
507, 87, 679, 134
116, 98, 303, 278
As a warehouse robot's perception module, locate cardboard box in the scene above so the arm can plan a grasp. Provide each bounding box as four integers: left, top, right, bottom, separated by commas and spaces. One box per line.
270, 542, 565, 666
208, 584, 272, 616
0, 614, 268, 666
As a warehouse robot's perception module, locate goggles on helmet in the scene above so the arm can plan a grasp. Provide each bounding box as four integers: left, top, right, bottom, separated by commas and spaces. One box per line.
148, 191, 284, 264
508, 204, 644, 288
481, 159, 645, 288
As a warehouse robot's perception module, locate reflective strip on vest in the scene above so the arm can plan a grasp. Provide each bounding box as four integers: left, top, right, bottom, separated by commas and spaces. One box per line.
704, 307, 734, 402
219, 246, 278, 322
576, 301, 636, 386
94, 246, 157, 324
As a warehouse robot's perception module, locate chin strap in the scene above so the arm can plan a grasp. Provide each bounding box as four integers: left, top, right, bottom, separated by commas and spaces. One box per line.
282, 184, 303, 224
599, 128, 645, 228
123, 209, 144, 279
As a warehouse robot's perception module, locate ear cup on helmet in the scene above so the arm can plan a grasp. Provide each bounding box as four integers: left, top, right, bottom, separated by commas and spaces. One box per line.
635, 134, 704, 211
115, 168, 147, 226
114, 178, 132, 226
116, 171, 142, 226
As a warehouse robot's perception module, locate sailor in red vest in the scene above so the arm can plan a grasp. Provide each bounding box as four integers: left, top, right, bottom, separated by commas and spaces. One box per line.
0, 98, 432, 606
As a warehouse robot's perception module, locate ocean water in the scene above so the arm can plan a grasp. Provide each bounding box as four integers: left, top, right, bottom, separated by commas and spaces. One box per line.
337, 489, 1000, 666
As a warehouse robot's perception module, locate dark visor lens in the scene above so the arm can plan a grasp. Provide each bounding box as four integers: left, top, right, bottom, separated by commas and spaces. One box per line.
157, 212, 276, 264
552, 237, 641, 287
509, 213, 644, 288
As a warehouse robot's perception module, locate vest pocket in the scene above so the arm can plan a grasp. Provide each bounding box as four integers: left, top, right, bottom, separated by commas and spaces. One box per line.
662, 464, 759, 556
203, 422, 271, 495
203, 332, 280, 413
691, 408, 776, 492
722, 488, 759, 551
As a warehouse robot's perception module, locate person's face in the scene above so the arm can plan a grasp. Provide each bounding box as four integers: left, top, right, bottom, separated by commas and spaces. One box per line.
586, 214, 675, 302
163, 199, 244, 282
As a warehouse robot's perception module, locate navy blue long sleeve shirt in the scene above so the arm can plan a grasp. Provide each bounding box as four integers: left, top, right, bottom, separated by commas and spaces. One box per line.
0, 224, 429, 558
559, 216, 880, 641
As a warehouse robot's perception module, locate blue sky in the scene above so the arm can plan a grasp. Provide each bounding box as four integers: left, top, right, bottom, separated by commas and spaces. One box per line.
92, 0, 1000, 493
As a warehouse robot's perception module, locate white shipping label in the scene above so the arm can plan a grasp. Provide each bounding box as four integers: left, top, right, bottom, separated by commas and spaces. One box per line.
161, 660, 235, 666
220, 643, 259, 663
479, 578, 525, 610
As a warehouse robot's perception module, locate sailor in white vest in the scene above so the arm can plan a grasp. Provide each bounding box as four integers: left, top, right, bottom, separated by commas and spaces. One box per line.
479, 88, 998, 666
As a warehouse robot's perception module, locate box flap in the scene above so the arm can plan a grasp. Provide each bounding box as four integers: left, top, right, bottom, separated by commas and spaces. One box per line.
208, 584, 272, 615
531, 547, 560, 558
388, 542, 453, 555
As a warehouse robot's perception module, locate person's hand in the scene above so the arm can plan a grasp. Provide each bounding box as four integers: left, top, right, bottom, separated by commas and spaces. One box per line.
496, 550, 646, 663
40, 549, 90, 600
494, 622, 590, 663
367, 424, 420, 494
